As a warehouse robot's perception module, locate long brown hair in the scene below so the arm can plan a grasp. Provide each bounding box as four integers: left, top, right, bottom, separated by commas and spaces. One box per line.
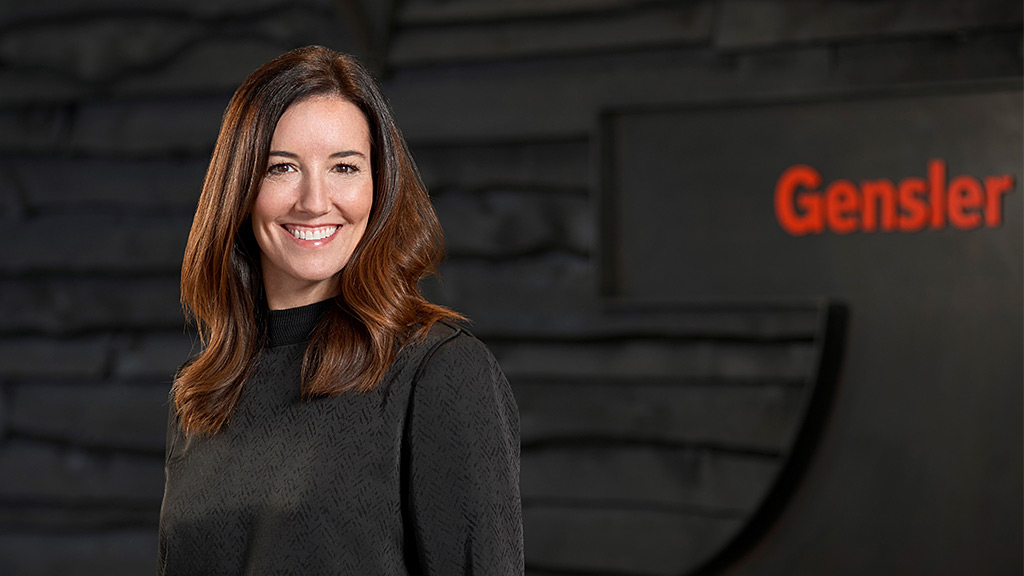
175, 45, 462, 435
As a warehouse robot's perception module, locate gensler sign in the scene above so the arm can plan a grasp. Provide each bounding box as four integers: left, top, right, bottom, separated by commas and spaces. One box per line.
775, 159, 1015, 236
605, 85, 1020, 576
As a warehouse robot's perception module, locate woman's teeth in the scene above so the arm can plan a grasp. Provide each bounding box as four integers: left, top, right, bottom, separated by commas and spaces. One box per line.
287, 226, 338, 240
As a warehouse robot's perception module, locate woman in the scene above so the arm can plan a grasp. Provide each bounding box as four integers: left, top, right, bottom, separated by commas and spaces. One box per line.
159, 45, 523, 575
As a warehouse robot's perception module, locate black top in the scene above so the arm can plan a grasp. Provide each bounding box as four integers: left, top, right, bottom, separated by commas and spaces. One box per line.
158, 301, 523, 575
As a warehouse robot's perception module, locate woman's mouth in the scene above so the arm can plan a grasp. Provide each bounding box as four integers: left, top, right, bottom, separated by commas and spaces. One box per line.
284, 225, 339, 241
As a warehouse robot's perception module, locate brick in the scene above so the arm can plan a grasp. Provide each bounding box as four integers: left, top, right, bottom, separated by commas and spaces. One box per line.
464, 305, 823, 341
0, 106, 69, 153
716, 0, 1023, 50
0, 503, 157, 531
5, 156, 206, 211
489, 340, 817, 381
524, 505, 741, 575
413, 139, 589, 191
421, 297, 826, 347
425, 253, 599, 321
0, 19, 203, 85
0, 440, 163, 503
522, 446, 780, 512
0, 3, 362, 102
435, 189, 592, 257
114, 37, 292, 96
831, 30, 1024, 87
390, 2, 713, 65
10, 382, 169, 452
0, 0, 330, 23
399, 0, 652, 24
0, 215, 190, 273
0, 277, 183, 334
0, 530, 156, 575
0, 337, 108, 379
242, 4, 364, 60
386, 30, 1018, 143
0, 2, 350, 83
384, 46, 831, 142
514, 380, 805, 451
0, 68, 83, 106
0, 382, 6, 436
69, 96, 227, 155
114, 9, 362, 96
112, 332, 197, 379
0, 163, 28, 222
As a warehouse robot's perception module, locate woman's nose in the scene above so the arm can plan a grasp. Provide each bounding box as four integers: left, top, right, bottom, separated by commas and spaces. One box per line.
295, 174, 330, 215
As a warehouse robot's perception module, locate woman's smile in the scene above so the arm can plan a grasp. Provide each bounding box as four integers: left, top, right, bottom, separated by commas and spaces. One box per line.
283, 224, 341, 243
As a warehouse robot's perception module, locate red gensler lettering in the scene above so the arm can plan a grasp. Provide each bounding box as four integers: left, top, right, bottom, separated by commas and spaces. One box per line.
775, 159, 1014, 236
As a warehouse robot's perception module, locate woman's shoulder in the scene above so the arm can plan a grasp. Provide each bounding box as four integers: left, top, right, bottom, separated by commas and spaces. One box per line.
401, 320, 494, 366
395, 320, 507, 393
384, 321, 512, 416
409, 319, 464, 350
403, 321, 517, 433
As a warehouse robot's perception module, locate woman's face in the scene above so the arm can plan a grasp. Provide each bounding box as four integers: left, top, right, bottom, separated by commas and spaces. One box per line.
252, 95, 373, 310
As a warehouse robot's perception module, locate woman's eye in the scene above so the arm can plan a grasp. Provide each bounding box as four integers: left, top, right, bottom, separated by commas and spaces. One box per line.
266, 163, 294, 175
333, 163, 358, 174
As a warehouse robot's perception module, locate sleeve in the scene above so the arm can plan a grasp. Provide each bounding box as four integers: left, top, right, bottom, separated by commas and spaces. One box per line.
159, 391, 180, 576
405, 332, 524, 575
164, 392, 182, 464
165, 361, 192, 464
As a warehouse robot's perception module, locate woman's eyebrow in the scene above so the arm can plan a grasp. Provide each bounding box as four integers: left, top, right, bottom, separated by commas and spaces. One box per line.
329, 150, 366, 159
266, 150, 366, 158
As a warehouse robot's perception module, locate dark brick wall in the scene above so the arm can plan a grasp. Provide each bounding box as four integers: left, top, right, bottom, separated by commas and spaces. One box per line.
0, 0, 1020, 574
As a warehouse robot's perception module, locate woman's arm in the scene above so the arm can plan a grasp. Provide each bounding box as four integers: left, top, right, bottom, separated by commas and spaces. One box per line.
405, 331, 524, 575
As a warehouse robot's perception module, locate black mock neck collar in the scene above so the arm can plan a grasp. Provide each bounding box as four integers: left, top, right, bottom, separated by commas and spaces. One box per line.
266, 299, 332, 347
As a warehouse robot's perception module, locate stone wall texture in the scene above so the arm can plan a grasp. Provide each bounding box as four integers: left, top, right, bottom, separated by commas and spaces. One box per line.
0, 1, 1020, 575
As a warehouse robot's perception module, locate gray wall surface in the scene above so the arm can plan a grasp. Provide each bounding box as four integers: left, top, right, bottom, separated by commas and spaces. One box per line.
0, 0, 1020, 574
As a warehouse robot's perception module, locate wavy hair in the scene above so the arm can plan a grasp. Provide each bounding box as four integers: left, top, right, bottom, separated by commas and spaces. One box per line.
175, 45, 462, 435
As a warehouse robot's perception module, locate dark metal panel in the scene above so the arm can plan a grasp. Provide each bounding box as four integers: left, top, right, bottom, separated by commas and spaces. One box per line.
600, 83, 1020, 574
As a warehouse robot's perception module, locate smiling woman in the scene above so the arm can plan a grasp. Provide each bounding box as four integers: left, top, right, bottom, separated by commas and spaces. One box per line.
161, 46, 523, 575
252, 96, 374, 310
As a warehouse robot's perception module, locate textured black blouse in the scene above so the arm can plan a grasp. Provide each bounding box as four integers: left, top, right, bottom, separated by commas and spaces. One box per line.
158, 301, 523, 575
